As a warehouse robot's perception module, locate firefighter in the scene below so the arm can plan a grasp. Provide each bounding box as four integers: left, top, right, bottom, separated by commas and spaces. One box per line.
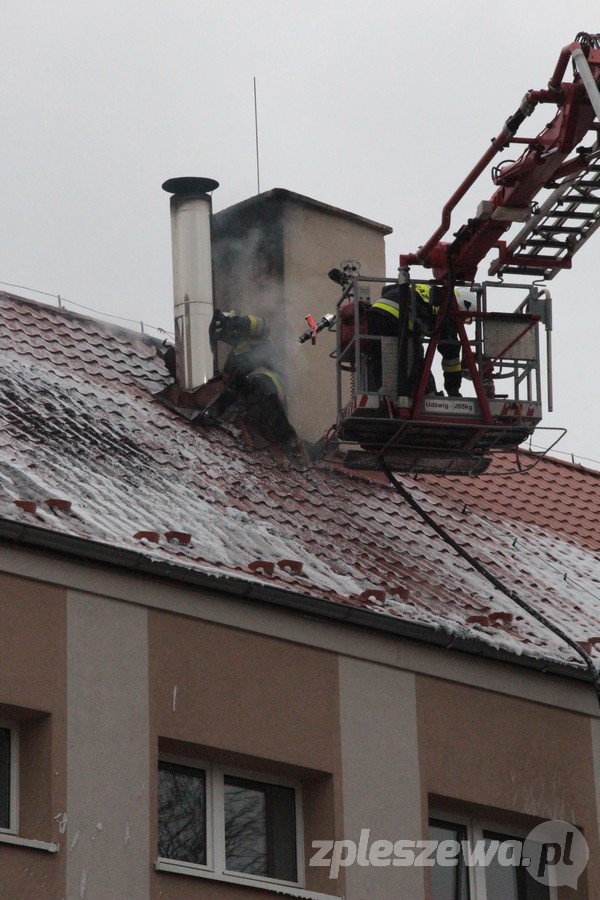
209, 310, 294, 442
365, 286, 411, 392
367, 283, 465, 397
209, 311, 283, 397
416, 283, 463, 398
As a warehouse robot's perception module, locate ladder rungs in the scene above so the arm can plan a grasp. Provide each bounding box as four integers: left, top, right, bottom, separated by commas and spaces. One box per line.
555, 197, 600, 206
535, 225, 583, 234
499, 266, 558, 276
545, 211, 598, 220
520, 239, 571, 250
492, 152, 600, 276
505, 254, 571, 270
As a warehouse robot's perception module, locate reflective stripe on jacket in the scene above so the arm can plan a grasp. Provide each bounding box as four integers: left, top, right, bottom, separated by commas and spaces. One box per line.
373, 284, 432, 318
246, 314, 269, 339
371, 299, 400, 318
247, 367, 286, 402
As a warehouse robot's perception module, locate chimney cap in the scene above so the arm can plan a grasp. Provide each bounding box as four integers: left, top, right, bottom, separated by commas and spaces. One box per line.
162, 177, 219, 197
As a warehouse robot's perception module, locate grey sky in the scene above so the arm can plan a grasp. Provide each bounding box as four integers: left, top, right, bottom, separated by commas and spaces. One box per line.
2, 0, 600, 465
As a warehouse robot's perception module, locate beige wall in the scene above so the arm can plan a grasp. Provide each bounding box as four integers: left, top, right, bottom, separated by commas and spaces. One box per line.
417, 674, 600, 899
66, 591, 150, 900
1, 548, 600, 899
591, 718, 600, 861
148, 611, 345, 898
281, 204, 387, 441
338, 658, 425, 899
0, 573, 66, 899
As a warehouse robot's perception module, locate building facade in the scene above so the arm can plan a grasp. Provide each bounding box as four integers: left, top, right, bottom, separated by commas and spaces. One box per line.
0, 187, 599, 898
1, 535, 599, 898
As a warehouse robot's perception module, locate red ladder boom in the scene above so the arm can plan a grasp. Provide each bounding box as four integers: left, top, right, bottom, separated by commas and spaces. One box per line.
400, 34, 600, 283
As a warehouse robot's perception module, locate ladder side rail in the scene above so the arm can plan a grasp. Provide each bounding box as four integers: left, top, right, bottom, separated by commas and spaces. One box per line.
573, 46, 600, 121
490, 169, 600, 277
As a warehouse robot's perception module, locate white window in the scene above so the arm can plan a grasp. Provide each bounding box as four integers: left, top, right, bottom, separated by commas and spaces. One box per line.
429, 815, 557, 900
0, 723, 17, 834
157, 756, 304, 890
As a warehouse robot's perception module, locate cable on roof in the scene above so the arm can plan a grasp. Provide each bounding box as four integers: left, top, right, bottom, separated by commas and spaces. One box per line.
529, 442, 600, 470
0, 281, 174, 338
381, 462, 600, 709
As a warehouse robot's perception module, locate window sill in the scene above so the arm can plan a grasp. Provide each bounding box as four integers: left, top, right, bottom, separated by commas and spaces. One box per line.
0, 832, 59, 853
156, 858, 343, 900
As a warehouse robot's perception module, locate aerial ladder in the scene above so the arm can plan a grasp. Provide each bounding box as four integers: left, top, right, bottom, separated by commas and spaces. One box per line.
304, 32, 600, 475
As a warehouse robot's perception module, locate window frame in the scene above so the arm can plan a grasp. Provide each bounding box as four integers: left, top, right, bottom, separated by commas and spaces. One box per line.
429, 810, 558, 900
157, 753, 306, 892
0, 721, 18, 836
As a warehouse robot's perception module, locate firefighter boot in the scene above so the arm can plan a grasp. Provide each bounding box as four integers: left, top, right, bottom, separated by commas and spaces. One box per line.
444, 372, 462, 397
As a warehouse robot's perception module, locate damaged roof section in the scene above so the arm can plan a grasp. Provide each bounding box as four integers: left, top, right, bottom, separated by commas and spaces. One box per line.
0, 291, 600, 676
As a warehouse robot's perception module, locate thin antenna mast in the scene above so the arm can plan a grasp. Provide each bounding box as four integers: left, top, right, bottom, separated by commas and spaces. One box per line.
253, 76, 261, 194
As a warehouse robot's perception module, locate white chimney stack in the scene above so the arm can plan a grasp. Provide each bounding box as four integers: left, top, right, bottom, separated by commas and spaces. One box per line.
162, 176, 219, 390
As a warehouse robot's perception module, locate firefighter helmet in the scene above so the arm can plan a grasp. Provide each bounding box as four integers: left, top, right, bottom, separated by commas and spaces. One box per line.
454, 288, 477, 313
415, 283, 431, 304
209, 309, 238, 351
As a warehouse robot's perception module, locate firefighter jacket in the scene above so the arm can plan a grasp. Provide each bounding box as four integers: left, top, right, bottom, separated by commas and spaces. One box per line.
372, 285, 460, 377
214, 312, 286, 402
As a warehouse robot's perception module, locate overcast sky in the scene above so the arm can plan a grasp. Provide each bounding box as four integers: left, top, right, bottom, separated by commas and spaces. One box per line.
3, 0, 600, 466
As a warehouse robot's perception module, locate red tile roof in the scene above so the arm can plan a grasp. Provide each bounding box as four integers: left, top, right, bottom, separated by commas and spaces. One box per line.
1, 291, 599, 676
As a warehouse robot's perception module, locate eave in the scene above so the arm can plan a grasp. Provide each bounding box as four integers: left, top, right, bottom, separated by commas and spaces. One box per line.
0, 516, 593, 691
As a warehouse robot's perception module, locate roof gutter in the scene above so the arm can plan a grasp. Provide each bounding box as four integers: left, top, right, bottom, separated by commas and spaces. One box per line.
0, 517, 592, 688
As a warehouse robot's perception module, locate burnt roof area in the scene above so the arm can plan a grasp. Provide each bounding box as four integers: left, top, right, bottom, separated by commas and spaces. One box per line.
1, 290, 600, 683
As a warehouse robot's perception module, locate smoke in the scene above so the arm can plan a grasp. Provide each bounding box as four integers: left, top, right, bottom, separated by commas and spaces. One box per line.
211, 219, 287, 379
209, 193, 388, 442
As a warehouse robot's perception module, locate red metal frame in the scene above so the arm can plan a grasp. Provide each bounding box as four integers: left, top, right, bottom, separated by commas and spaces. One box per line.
400, 39, 600, 283
328, 36, 600, 472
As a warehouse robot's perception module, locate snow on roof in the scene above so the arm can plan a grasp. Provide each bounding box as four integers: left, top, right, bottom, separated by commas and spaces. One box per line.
1, 291, 599, 674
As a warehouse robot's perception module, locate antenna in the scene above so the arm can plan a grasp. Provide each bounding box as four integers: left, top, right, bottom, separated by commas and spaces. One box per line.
253, 76, 261, 194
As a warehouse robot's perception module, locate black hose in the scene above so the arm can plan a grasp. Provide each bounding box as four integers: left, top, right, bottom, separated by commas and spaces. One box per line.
381, 463, 600, 709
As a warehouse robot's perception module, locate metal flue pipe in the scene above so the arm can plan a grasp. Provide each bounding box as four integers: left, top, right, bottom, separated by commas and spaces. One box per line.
162, 176, 219, 390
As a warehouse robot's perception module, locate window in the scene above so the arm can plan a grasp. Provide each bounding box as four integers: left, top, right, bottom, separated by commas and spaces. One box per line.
224, 774, 297, 881
0, 711, 58, 853
0, 723, 17, 834
429, 820, 469, 900
429, 816, 556, 900
158, 761, 207, 865
158, 756, 302, 889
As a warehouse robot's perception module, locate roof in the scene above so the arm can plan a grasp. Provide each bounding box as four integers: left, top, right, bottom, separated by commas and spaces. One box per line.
1, 291, 599, 679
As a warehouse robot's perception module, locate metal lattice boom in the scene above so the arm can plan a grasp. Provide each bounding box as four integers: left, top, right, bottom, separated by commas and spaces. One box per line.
490, 151, 600, 279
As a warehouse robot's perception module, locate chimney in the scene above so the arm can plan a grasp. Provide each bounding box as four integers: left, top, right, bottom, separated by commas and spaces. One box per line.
162, 176, 219, 390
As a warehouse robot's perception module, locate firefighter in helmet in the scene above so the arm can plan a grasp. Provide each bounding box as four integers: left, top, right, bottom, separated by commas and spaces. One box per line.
209, 311, 285, 399
367, 283, 471, 397
208, 310, 294, 442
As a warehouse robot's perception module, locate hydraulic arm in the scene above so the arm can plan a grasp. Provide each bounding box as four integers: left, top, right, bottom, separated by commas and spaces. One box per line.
400, 33, 600, 283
